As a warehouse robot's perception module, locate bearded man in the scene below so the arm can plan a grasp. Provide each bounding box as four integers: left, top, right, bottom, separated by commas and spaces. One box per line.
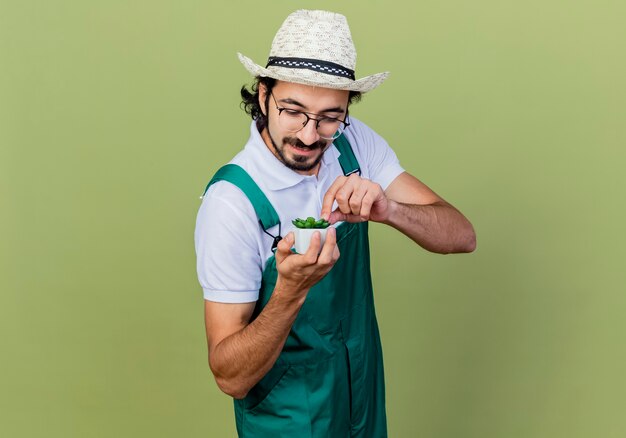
195, 9, 476, 437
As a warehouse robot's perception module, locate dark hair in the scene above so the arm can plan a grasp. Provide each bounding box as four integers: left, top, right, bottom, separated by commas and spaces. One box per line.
240, 76, 362, 132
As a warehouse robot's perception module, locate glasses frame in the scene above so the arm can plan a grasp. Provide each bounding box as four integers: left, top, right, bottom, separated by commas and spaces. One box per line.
270, 93, 350, 140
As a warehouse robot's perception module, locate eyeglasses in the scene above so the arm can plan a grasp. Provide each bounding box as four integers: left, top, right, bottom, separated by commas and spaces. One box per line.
270, 93, 350, 140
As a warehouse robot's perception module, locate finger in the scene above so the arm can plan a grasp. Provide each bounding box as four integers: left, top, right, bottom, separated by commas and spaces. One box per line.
329, 208, 347, 224
359, 190, 378, 220
302, 231, 322, 265
332, 243, 340, 262
317, 227, 337, 265
275, 232, 294, 263
321, 176, 347, 220
348, 182, 368, 216
338, 174, 364, 215
330, 210, 369, 224
335, 178, 360, 215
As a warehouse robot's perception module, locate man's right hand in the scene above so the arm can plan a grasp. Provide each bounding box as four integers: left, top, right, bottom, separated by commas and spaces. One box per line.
274, 228, 340, 300
205, 227, 339, 398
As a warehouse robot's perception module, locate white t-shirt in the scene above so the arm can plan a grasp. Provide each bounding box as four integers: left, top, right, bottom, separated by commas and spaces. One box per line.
195, 117, 404, 303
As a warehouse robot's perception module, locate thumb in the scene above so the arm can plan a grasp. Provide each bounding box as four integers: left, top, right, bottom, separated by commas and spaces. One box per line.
275, 232, 294, 263
328, 208, 347, 225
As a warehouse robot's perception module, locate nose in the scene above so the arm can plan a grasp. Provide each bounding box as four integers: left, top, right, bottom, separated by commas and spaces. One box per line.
297, 118, 321, 146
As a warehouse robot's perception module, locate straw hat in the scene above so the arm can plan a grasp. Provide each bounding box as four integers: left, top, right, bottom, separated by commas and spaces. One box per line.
238, 10, 389, 93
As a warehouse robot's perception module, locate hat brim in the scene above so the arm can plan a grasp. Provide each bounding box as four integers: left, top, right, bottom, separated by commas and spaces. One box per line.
238, 53, 388, 93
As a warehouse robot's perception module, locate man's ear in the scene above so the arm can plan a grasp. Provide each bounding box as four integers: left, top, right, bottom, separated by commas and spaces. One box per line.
258, 83, 267, 116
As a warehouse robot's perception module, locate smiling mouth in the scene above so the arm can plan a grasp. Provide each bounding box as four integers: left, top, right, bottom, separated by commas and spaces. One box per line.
288, 143, 319, 154
292, 144, 315, 150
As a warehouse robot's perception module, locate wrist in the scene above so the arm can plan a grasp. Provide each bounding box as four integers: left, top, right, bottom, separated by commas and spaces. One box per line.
273, 279, 308, 307
381, 198, 399, 226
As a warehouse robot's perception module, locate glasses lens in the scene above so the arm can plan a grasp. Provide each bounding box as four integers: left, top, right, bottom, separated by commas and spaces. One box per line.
318, 120, 344, 140
278, 110, 308, 132
277, 108, 345, 140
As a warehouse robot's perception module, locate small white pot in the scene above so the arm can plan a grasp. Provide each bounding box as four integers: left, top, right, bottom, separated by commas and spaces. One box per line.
294, 228, 328, 254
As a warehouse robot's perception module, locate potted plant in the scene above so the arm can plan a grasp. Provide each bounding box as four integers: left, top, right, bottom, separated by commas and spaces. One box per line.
291, 217, 330, 253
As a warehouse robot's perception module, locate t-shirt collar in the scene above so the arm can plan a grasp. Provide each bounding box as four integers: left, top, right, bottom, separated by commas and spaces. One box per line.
245, 122, 340, 191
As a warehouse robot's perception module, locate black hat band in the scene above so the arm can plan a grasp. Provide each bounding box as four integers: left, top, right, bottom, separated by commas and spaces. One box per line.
266, 56, 355, 80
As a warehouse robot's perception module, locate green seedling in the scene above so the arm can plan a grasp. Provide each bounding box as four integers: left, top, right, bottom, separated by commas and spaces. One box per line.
292, 216, 330, 229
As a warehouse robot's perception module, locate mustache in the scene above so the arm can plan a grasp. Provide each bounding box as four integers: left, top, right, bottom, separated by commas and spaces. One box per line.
284, 137, 328, 150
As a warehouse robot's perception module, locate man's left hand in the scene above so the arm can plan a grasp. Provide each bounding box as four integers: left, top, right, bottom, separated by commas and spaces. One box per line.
321, 174, 389, 224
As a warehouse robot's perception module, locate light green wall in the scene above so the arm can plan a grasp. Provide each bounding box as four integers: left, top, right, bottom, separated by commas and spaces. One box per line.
1, 1, 625, 437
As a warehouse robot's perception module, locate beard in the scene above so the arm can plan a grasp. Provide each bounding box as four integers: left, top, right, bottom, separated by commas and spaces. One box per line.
268, 133, 330, 172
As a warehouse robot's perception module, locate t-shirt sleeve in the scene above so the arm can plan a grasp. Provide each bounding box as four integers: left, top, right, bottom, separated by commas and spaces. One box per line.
347, 118, 405, 190
194, 182, 262, 303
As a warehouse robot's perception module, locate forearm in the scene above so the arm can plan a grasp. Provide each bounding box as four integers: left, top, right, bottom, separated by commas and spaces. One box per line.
209, 281, 306, 399
383, 200, 476, 254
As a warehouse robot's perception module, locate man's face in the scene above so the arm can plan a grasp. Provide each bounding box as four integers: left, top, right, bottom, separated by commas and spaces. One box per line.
260, 81, 350, 175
